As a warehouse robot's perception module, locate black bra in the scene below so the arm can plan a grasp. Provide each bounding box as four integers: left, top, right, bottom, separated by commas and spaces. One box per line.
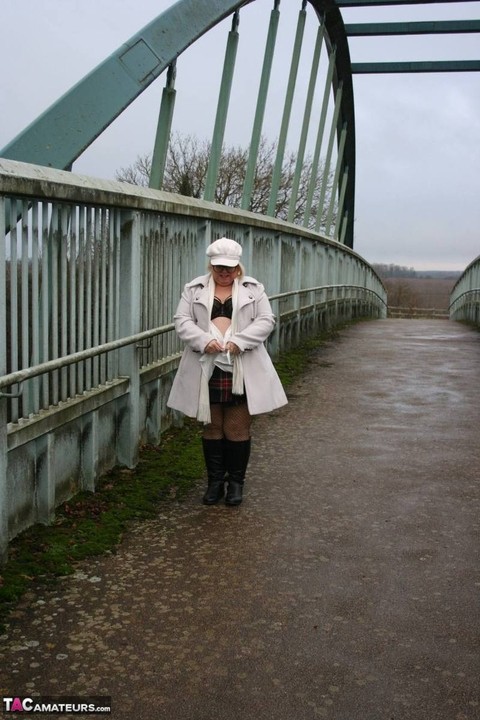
211, 296, 233, 320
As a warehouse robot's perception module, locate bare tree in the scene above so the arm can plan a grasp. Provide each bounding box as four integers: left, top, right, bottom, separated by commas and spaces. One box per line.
385, 279, 419, 311
115, 133, 336, 231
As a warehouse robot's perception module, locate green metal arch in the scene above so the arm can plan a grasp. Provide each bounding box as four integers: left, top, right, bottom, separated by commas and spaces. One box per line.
311, 0, 356, 248
1, 0, 246, 169
0, 0, 355, 245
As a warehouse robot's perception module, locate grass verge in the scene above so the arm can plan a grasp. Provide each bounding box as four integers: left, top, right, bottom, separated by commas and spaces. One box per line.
0, 325, 341, 630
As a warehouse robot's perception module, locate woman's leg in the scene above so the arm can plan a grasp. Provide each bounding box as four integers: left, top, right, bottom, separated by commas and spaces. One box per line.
201, 405, 226, 505
202, 404, 224, 440
223, 402, 251, 506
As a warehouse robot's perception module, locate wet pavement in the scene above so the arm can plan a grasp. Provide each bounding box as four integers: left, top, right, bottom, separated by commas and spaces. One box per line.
1, 319, 479, 720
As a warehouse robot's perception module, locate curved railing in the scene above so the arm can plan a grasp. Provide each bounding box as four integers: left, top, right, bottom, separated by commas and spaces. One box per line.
449, 255, 480, 326
0, 158, 385, 557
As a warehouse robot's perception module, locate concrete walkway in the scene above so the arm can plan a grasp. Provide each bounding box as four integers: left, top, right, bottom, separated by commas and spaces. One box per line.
1, 319, 479, 720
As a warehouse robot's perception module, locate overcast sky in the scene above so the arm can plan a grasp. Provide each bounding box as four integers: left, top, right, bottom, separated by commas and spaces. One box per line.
1, 0, 479, 271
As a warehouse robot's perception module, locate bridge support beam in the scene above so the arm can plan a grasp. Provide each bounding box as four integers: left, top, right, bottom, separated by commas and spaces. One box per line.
117, 211, 142, 469
150, 63, 177, 191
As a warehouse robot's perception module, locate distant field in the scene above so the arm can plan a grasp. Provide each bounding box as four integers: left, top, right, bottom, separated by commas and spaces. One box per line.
384, 277, 458, 313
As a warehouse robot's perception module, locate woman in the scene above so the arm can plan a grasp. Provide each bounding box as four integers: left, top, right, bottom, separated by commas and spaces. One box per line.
167, 237, 287, 506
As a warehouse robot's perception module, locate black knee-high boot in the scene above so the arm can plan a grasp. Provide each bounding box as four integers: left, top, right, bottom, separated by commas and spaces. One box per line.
202, 438, 226, 505
224, 439, 251, 506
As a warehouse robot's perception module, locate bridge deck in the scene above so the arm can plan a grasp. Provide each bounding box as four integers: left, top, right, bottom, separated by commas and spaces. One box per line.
1, 320, 479, 719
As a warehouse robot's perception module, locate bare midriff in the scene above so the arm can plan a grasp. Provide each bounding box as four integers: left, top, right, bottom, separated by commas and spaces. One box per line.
212, 285, 232, 338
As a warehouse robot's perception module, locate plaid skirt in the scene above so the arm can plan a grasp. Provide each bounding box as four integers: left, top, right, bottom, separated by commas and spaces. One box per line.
209, 366, 246, 405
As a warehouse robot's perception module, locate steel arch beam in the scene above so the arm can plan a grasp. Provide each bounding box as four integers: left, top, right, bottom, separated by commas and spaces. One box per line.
1, 0, 355, 246
310, 0, 356, 248
0, 0, 247, 170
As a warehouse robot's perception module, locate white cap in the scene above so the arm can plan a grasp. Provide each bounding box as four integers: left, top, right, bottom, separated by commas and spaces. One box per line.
206, 237, 242, 267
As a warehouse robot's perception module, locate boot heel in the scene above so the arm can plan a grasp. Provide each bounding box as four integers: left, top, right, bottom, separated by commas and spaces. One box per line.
225, 481, 243, 506
203, 481, 225, 505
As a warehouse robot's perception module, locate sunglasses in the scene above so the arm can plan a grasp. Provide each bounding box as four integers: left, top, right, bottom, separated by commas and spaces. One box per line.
212, 265, 238, 273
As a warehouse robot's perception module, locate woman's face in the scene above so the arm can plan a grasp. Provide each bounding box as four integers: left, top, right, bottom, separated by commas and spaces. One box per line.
212, 265, 239, 287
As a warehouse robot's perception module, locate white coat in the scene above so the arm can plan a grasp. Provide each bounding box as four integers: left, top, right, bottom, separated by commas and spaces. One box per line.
167, 273, 288, 418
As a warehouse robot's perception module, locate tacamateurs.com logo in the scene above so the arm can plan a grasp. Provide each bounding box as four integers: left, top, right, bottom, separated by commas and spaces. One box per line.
2, 696, 111, 715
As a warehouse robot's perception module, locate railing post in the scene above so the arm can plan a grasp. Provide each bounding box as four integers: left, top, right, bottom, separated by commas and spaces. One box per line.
0, 395, 7, 562
198, 220, 212, 274
270, 233, 283, 357
294, 239, 302, 346
117, 211, 142, 468
0, 198, 7, 561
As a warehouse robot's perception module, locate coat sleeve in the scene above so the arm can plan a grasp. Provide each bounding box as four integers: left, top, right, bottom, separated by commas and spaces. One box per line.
174, 285, 214, 353
230, 283, 276, 352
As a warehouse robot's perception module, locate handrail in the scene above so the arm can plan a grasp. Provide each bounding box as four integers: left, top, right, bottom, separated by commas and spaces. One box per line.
270, 283, 387, 305
448, 287, 480, 311
0, 324, 175, 391
0, 284, 385, 391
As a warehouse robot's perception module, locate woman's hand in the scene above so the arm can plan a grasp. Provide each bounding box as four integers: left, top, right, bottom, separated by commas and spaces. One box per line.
225, 341, 241, 355
204, 339, 224, 354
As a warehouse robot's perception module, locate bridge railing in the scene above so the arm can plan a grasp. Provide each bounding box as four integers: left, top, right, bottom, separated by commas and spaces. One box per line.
0, 158, 386, 557
449, 255, 480, 326
388, 306, 449, 320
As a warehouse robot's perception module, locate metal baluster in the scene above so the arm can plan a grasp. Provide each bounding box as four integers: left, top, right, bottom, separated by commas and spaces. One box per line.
85, 208, 93, 391
9, 201, 19, 421
100, 209, 107, 383
30, 202, 40, 414
21, 200, 30, 417
39, 203, 49, 410
60, 205, 69, 401
50, 205, 59, 406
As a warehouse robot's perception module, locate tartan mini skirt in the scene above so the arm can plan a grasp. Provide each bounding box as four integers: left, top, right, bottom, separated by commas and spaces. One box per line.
209, 366, 247, 405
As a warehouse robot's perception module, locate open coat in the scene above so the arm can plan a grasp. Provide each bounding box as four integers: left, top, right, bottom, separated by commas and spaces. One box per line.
167, 273, 288, 418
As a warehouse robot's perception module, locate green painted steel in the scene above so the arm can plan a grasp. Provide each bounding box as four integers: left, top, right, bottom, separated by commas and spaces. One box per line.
325, 122, 347, 237
241, 1, 280, 211
288, 23, 325, 223
345, 20, 480, 36
2, 0, 478, 255
303, 50, 336, 227
352, 61, 480, 74
204, 12, 240, 201
267, 3, 307, 217
316, 82, 343, 233
0, 0, 358, 247
313, 0, 356, 248
335, 168, 349, 242
149, 63, 177, 190
0, 0, 246, 170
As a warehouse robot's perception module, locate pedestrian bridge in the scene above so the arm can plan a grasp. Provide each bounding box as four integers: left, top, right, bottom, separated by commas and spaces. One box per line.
0, 0, 479, 558
0, 318, 479, 720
